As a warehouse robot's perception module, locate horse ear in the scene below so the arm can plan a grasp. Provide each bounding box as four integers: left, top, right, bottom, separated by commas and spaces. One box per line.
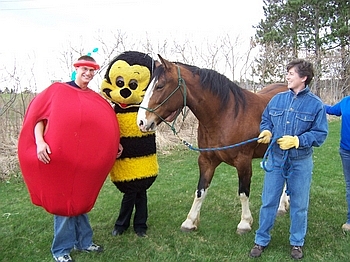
157, 54, 172, 70
154, 60, 161, 68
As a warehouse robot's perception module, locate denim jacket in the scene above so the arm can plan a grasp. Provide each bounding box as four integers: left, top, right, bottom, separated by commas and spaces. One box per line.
261, 86, 328, 159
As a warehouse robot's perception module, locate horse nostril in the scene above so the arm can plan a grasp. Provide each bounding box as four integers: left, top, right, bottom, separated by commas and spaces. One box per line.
139, 120, 144, 127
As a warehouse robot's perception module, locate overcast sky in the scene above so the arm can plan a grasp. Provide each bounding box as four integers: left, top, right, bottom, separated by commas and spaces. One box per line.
0, 0, 265, 91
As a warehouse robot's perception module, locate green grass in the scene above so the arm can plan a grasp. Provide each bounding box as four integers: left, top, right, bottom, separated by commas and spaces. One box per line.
1, 120, 349, 262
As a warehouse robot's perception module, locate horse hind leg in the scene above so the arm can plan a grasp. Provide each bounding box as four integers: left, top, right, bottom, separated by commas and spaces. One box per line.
181, 188, 208, 232
277, 183, 290, 216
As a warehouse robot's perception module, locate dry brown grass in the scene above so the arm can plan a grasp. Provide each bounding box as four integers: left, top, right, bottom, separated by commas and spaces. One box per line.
0, 92, 34, 181
155, 109, 198, 154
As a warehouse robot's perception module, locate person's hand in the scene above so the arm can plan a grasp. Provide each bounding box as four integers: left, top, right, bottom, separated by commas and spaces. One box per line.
277, 135, 299, 150
117, 143, 123, 158
258, 130, 272, 144
36, 141, 51, 164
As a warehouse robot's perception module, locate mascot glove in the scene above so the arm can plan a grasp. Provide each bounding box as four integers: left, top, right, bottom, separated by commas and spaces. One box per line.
258, 130, 272, 144
277, 135, 299, 150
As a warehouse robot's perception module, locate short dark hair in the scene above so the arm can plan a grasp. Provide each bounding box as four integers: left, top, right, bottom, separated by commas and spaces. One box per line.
287, 59, 314, 86
77, 55, 96, 62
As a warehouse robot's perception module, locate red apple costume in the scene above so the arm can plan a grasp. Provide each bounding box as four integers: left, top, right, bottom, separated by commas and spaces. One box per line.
18, 82, 119, 216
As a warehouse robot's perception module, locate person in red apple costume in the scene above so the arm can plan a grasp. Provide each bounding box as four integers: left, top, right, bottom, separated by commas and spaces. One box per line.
18, 55, 120, 262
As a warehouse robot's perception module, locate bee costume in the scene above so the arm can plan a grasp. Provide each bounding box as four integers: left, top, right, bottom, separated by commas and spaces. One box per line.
101, 51, 158, 236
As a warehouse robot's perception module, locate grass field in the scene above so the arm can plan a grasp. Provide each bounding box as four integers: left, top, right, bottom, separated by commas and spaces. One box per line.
1, 120, 349, 262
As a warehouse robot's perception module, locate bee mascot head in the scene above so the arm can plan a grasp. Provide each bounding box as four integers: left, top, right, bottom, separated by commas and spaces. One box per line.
101, 51, 158, 193
101, 51, 155, 107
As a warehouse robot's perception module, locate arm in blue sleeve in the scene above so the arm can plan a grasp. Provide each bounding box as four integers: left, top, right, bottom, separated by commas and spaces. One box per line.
325, 101, 342, 116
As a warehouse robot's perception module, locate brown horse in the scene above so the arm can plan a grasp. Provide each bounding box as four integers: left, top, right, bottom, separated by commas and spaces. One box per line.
137, 55, 289, 234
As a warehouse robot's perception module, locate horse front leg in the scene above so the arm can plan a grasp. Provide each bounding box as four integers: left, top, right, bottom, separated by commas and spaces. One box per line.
237, 192, 253, 234
236, 163, 253, 234
181, 154, 216, 232
180, 188, 208, 232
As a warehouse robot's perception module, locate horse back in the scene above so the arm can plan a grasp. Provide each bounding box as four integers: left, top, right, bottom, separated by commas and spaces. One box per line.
257, 83, 288, 100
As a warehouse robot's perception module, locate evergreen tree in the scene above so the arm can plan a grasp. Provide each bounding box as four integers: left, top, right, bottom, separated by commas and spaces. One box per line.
254, 0, 349, 97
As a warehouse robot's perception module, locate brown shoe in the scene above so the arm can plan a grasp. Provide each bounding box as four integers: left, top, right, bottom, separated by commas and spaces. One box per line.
249, 244, 265, 258
291, 246, 303, 260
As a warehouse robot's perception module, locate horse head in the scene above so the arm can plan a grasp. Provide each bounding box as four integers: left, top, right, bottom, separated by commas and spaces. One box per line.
137, 55, 184, 132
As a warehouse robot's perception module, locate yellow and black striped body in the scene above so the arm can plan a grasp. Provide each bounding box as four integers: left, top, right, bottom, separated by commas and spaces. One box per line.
111, 104, 158, 193
100, 51, 159, 193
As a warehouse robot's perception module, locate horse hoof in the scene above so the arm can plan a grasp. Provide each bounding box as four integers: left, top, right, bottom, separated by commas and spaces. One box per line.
180, 226, 196, 232
180, 223, 197, 232
236, 228, 251, 235
237, 219, 253, 235
277, 209, 287, 216
181, 219, 198, 232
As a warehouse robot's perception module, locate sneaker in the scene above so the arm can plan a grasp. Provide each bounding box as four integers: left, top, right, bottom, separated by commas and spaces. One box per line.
54, 254, 73, 262
83, 243, 104, 253
291, 246, 303, 260
342, 223, 350, 231
249, 244, 265, 258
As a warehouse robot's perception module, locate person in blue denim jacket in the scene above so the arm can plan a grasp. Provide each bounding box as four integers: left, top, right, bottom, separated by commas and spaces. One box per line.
325, 96, 350, 232
249, 59, 328, 260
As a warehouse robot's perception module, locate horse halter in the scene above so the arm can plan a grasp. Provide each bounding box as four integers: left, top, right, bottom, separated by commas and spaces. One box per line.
140, 65, 189, 135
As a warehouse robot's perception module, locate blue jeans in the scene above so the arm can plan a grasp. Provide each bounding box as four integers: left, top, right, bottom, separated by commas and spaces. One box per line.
51, 214, 93, 257
255, 152, 313, 247
340, 148, 350, 224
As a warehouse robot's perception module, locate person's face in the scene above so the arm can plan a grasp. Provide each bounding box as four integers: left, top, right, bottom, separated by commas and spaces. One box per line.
286, 67, 307, 93
75, 66, 96, 85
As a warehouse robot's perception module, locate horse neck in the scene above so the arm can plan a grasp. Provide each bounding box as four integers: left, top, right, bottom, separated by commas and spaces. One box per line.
184, 82, 229, 126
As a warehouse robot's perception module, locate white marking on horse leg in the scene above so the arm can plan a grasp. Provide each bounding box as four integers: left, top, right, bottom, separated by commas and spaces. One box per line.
277, 184, 290, 216
181, 188, 207, 232
237, 192, 253, 234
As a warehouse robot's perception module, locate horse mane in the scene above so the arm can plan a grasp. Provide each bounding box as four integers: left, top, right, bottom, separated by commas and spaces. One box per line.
175, 62, 247, 114
153, 62, 247, 115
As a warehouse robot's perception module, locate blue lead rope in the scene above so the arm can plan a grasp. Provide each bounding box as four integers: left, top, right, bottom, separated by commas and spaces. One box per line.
260, 138, 277, 172
181, 137, 261, 152
180, 135, 276, 172
181, 134, 292, 196
260, 138, 292, 196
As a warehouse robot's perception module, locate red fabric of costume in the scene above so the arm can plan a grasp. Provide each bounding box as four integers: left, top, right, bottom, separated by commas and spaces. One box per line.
18, 83, 119, 216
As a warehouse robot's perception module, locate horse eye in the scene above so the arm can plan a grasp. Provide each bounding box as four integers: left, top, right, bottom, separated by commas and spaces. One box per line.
129, 80, 138, 90
155, 84, 164, 90
116, 76, 124, 88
